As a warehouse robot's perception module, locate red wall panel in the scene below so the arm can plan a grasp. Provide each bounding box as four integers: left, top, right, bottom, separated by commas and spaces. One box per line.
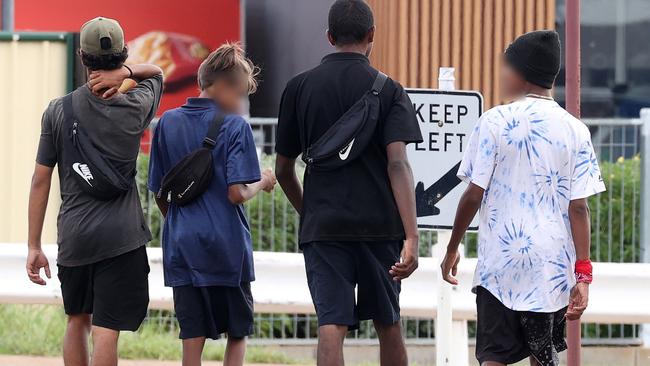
15, 0, 241, 114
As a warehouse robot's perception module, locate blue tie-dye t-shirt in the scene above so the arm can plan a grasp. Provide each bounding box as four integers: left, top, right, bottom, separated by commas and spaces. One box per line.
458, 97, 606, 312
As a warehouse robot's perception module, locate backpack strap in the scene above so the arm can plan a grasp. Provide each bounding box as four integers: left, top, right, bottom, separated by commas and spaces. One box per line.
371, 72, 388, 96
202, 112, 226, 149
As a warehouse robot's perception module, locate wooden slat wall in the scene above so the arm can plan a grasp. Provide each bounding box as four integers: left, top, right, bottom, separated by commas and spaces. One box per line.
367, 0, 556, 108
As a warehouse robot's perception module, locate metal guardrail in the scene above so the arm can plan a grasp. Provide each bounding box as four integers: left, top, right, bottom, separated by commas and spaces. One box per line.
3, 244, 650, 345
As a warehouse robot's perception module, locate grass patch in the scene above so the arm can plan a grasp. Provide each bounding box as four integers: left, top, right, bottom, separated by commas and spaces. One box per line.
0, 304, 64, 356
0, 304, 299, 364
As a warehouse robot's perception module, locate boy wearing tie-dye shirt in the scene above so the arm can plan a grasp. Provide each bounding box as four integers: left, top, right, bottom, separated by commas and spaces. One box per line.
441, 30, 605, 366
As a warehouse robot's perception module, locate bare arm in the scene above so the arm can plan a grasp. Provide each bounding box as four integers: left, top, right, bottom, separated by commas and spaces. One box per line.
447, 183, 483, 251
566, 198, 591, 320
124, 64, 164, 81
386, 142, 418, 241
569, 198, 591, 260
26, 163, 54, 285
228, 169, 276, 205
385, 142, 419, 281
28, 163, 53, 249
88, 64, 164, 98
441, 183, 484, 284
275, 154, 303, 215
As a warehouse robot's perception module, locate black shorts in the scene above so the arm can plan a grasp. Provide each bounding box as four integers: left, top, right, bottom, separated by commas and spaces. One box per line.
173, 283, 254, 340
57, 245, 150, 331
302, 241, 402, 330
475, 286, 568, 366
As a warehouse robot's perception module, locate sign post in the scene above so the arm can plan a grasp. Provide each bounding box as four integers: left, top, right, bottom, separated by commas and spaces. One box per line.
641, 108, 650, 347
1, 0, 14, 31
407, 67, 482, 366
565, 0, 582, 365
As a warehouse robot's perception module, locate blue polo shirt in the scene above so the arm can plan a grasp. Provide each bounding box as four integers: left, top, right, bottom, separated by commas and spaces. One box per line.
148, 98, 261, 287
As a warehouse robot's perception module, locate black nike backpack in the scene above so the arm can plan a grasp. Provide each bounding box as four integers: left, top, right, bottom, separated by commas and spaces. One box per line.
156, 113, 226, 206
301, 71, 388, 171
61, 93, 135, 200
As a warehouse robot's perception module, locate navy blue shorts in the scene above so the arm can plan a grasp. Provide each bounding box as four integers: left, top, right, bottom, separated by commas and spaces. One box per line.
173, 283, 254, 340
302, 241, 402, 330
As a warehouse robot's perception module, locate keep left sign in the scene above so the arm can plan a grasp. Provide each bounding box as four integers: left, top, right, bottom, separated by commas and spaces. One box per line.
406, 89, 483, 230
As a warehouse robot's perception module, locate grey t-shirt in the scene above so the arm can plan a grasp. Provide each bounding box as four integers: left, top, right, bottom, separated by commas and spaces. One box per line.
36, 75, 163, 266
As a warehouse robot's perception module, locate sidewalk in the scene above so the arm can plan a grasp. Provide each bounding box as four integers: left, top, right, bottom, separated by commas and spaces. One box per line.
0, 355, 308, 366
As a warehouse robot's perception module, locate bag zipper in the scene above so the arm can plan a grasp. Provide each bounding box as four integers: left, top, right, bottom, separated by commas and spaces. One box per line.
156, 188, 173, 203
72, 122, 78, 146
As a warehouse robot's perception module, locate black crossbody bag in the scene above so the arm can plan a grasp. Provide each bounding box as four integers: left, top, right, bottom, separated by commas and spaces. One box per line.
302, 71, 388, 171
156, 113, 226, 206
62, 93, 135, 200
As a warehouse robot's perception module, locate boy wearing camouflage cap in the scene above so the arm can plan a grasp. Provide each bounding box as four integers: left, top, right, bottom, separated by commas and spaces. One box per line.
27, 17, 163, 366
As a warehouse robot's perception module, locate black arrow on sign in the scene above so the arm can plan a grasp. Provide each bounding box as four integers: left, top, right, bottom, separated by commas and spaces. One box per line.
415, 161, 462, 217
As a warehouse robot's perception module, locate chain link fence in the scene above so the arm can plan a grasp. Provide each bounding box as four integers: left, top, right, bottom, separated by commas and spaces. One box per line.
579, 118, 643, 342
137, 117, 644, 345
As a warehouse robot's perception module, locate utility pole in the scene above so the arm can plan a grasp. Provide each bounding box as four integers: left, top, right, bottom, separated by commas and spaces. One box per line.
565, 0, 581, 365
1, 0, 14, 31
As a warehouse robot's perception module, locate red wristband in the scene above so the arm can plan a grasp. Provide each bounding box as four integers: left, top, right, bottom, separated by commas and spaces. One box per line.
575, 259, 593, 284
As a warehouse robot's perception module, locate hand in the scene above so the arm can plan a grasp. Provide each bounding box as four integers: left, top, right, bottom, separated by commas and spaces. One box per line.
88, 66, 130, 99
118, 78, 138, 94
390, 237, 419, 281
566, 282, 589, 320
261, 169, 277, 192
440, 248, 461, 285
26, 248, 51, 286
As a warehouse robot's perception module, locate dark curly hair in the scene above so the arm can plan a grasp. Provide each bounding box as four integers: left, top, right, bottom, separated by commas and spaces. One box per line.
79, 47, 129, 71
328, 0, 374, 45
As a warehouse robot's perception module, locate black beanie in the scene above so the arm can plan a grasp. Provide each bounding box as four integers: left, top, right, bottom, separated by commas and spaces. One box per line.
504, 30, 561, 89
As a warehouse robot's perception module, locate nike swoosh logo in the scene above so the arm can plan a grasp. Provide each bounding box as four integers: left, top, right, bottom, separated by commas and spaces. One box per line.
72, 162, 94, 187
339, 138, 355, 160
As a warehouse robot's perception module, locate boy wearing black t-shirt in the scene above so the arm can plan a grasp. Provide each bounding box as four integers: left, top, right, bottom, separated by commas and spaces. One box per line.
275, 1, 422, 365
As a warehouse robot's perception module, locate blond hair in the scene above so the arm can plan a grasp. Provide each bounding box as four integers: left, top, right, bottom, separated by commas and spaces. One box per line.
197, 42, 259, 94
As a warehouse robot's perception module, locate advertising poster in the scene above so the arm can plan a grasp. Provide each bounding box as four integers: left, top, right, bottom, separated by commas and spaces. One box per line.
15, 0, 241, 115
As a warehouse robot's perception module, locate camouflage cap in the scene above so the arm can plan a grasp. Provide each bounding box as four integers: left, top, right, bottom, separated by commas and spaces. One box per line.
80, 17, 125, 56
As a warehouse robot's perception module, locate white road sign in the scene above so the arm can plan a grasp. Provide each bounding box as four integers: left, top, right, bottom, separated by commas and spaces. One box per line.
406, 89, 483, 230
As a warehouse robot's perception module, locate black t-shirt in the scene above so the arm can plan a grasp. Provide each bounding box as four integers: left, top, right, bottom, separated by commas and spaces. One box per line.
276, 52, 422, 244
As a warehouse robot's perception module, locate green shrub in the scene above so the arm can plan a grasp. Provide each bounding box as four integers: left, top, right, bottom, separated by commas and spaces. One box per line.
588, 156, 641, 263
247, 154, 304, 252
136, 153, 643, 261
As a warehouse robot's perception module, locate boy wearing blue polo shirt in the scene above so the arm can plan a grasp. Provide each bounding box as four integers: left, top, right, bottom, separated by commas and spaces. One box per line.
148, 43, 276, 366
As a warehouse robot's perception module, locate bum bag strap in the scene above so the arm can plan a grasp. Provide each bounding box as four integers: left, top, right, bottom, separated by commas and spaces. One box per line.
62, 93, 75, 128
371, 72, 388, 96
202, 113, 226, 149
